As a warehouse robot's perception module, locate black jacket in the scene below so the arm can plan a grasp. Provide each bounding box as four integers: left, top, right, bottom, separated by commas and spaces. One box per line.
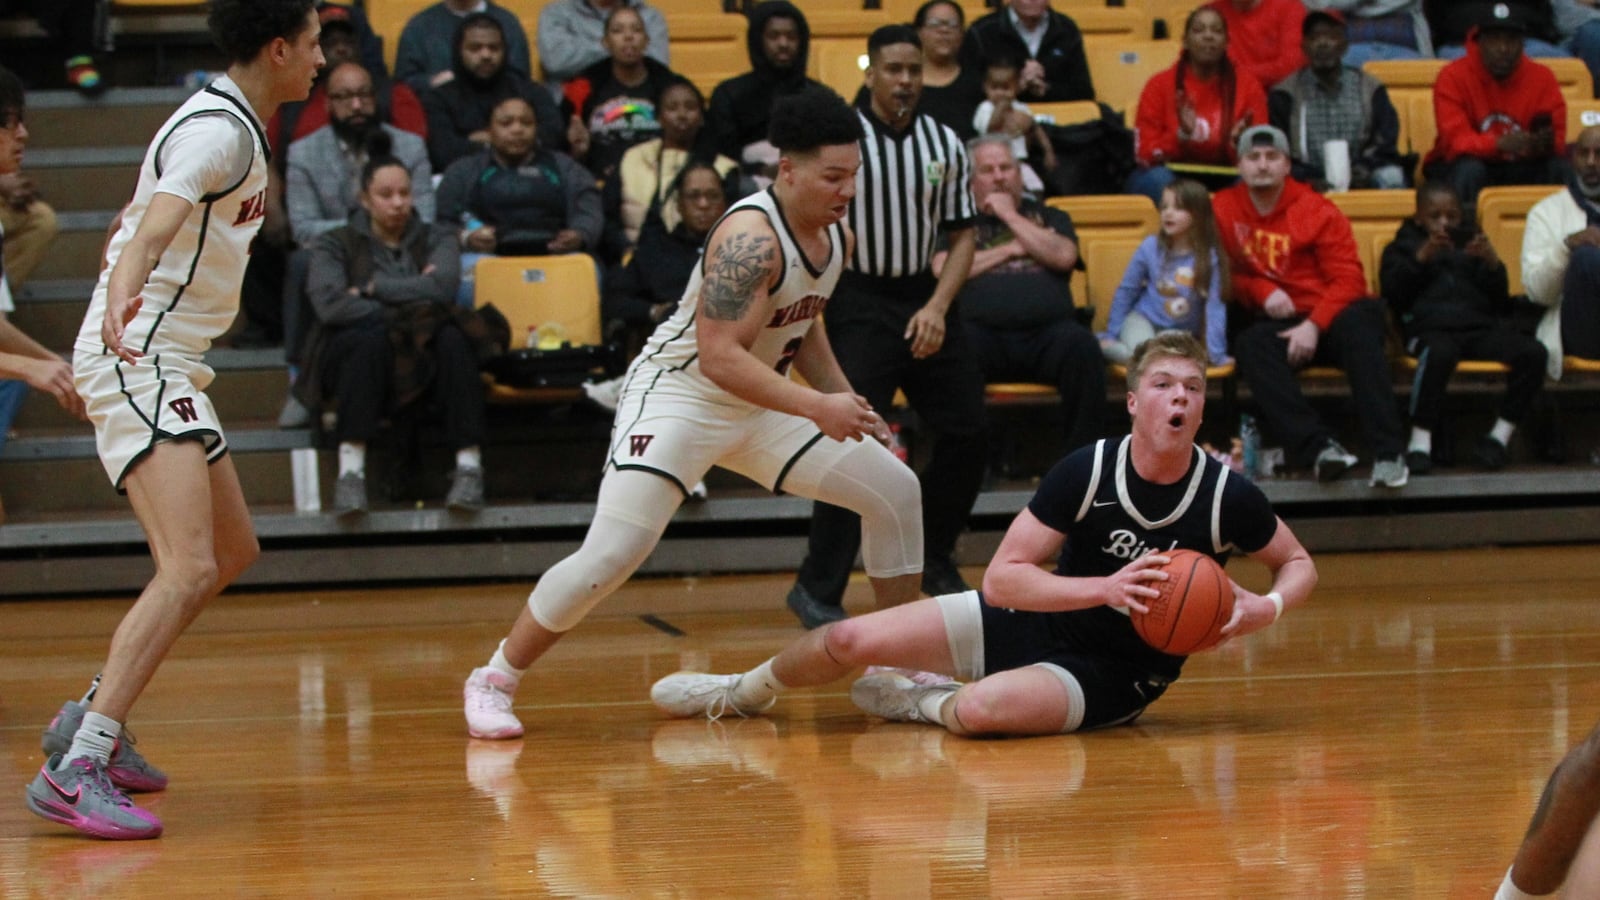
1425, 0, 1561, 47
420, 18, 566, 172
705, 1, 820, 164
962, 7, 1095, 102
1381, 218, 1510, 339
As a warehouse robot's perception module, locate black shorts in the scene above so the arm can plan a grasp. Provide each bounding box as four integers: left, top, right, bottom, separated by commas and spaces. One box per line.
979, 603, 1172, 730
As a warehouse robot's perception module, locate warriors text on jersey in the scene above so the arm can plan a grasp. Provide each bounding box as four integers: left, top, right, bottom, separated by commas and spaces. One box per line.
627, 187, 846, 407
74, 76, 271, 359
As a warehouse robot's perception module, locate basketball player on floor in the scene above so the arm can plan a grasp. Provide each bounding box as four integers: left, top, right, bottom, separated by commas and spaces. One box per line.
25, 0, 323, 840
1496, 719, 1600, 899
653, 332, 1318, 737
461, 85, 925, 741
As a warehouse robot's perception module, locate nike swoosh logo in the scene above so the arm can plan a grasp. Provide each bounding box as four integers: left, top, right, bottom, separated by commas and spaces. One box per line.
1091, 499, 1118, 508
43, 771, 81, 806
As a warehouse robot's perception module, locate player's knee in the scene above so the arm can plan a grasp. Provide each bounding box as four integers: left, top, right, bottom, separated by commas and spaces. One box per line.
947, 680, 1010, 735
216, 535, 260, 589
821, 618, 878, 666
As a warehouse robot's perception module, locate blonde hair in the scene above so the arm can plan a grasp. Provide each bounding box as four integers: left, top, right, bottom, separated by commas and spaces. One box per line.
1126, 331, 1209, 390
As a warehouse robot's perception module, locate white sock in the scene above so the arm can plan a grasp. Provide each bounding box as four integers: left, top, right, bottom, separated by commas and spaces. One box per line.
1491, 418, 1516, 446
918, 684, 960, 729
456, 446, 482, 471
1409, 427, 1432, 454
63, 711, 121, 767
1495, 867, 1547, 899
339, 441, 365, 477
486, 639, 525, 687
732, 658, 786, 709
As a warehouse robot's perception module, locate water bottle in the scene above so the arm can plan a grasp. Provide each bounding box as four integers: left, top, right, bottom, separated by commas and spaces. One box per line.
524, 325, 538, 349
1240, 414, 1260, 480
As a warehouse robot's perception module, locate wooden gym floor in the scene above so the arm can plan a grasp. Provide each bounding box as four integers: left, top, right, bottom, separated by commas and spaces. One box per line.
4, 545, 1600, 898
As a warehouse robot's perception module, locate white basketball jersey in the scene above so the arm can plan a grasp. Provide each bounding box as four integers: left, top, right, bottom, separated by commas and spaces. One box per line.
630, 188, 845, 407
75, 76, 271, 359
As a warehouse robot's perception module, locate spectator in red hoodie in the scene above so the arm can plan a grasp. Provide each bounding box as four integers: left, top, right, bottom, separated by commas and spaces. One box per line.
1423, 4, 1569, 211
1128, 7, 1269, 202
1213, 125, 1410, 488
1208, 0, 1308, 89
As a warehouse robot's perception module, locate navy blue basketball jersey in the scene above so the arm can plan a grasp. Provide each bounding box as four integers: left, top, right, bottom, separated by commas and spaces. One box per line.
1019, 436, 1278, 678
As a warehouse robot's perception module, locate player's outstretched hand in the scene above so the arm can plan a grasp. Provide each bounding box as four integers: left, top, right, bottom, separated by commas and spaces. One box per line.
102, 293, 144, 364
1101, 552, 1168, 615
812, 391, 878, 443
23, 357, 85, 420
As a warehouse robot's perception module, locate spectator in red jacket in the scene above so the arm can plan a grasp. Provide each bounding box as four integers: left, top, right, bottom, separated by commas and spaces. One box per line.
1423, 4, 1569, 211
1128, 6, 1269, 202
1209, 0, 1309, 88
1213, 125, 1410, 488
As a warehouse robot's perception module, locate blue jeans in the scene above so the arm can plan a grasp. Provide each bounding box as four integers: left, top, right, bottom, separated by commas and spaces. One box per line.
1567, 20, 1600, 98
1342, 43, 1426, 68
1124, 164, 1177, 204
0, 378, 27, 457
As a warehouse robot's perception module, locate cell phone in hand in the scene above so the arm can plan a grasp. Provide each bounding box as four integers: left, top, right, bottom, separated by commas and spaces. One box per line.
1531, 112, 1554, 133
1450, 225, 1478, 248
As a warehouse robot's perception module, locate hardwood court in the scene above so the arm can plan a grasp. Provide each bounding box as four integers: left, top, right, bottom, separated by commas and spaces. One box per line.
4, 545, 1600, 898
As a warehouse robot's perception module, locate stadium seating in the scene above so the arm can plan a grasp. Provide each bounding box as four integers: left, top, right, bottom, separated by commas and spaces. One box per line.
1086, 39, 1174, 116
810, 38, 870, 100
473, 254, 608, 404
1328, 190, 1413, 295
1478, 184, 1562, 295
1029, 100, 1101, 126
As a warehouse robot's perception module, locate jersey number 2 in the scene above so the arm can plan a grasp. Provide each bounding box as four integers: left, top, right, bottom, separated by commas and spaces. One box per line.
774, 337, 803, 377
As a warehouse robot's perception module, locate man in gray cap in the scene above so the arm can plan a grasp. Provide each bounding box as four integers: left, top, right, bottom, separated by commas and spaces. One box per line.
1212, 124, 1410, 487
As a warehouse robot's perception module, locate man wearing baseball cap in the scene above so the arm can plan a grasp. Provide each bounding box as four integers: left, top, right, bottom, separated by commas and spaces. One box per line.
1212, 124, 1410, 488
1424, 2, 1569, 209
1303, 2, 1433, 68
1427, 3, 1561, 208
1268, 9, 1408, 189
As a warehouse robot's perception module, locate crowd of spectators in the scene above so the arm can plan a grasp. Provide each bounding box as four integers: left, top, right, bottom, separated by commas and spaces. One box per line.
11, 0, 1600, 522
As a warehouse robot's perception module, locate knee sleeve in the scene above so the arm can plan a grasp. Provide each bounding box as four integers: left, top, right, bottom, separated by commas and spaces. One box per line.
783, 438, 922, 579
936, 591, 986, 681
1034, 663, 1088, 733
528, 470, 679, 632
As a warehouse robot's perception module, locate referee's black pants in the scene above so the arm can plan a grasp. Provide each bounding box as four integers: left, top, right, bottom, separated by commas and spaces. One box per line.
793, 272, 988, 606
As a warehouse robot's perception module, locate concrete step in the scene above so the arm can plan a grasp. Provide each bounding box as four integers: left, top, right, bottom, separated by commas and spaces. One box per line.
9, 351, 293, 429
28, 150, 141, 213
24, 88, 193, 151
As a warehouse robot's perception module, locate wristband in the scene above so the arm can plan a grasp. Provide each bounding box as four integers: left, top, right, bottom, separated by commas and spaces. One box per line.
1265, 591, 1285, 624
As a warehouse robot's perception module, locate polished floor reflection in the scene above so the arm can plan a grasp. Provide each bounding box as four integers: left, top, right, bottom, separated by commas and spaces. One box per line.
4, 545, 1600, 897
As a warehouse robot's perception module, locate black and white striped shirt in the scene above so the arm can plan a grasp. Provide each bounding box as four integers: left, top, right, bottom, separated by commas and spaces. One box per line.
848, 107, 978, 279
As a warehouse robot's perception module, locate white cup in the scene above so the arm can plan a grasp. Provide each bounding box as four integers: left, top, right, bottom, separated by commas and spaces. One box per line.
1323, 139, 1351, 192
291, 447, 322, 514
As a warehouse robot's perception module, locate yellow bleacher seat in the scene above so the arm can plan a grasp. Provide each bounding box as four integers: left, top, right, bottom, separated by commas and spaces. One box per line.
1568, 98, 1600, 137
659, 10, 745, 43
882, 0, 993, 22
674, 38, 747, 98
1046, 193, 1159, 239
1329, 190, 1412, 295
1083, 236, 1144, 334
1145, 0, 1203, 33
646, 0, 738, 15
367, 0, 436, 74
474, 254, 607, 404
1073, 6, 1153, 45
1544, 57, 1594, 100
1478, 185, 1563, 296
805, 8, 896, 40
1406, 92, 1437, 176
811, 39, 870, 100
1087, 39, 1175, 116
1029, 100, 1101, 126
1363, 59, 1446, 93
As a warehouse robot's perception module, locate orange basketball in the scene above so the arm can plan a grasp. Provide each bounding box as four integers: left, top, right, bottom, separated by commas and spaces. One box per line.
1130, 549, 1235, 655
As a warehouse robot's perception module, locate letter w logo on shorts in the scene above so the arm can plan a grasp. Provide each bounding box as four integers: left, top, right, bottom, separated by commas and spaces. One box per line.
168, 397, 199, 423
628, 434, 655, 456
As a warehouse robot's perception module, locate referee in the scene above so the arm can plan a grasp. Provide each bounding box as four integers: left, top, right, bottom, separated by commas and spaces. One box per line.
786, 24, 986, 629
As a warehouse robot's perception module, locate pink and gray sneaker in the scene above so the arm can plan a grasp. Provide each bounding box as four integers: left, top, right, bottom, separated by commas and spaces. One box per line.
41, 700, 168, 792
464, 667, 525, 740
25, 754, 163, 840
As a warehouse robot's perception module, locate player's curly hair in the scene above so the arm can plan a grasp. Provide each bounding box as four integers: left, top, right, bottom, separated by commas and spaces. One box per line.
208, 0, 316, 64
768, 84, 863, 154
0, 64, 23, 129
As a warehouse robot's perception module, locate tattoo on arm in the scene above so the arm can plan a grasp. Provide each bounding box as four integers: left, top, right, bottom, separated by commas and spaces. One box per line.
701, 232, 776, 321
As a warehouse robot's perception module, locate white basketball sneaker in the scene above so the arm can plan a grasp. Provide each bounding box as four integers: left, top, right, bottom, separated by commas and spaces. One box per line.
851, 672, 959, 724
463, 667, 525, 740
651, 672, 775, 720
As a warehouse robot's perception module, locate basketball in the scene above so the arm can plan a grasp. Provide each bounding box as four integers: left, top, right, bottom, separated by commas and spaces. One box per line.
1130, 549, 1234, 655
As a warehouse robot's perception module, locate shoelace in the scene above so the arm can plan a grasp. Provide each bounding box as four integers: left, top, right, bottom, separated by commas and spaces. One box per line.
469, 679, 513, 711
70, 758, 134, 808
693, 679, 745, 722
